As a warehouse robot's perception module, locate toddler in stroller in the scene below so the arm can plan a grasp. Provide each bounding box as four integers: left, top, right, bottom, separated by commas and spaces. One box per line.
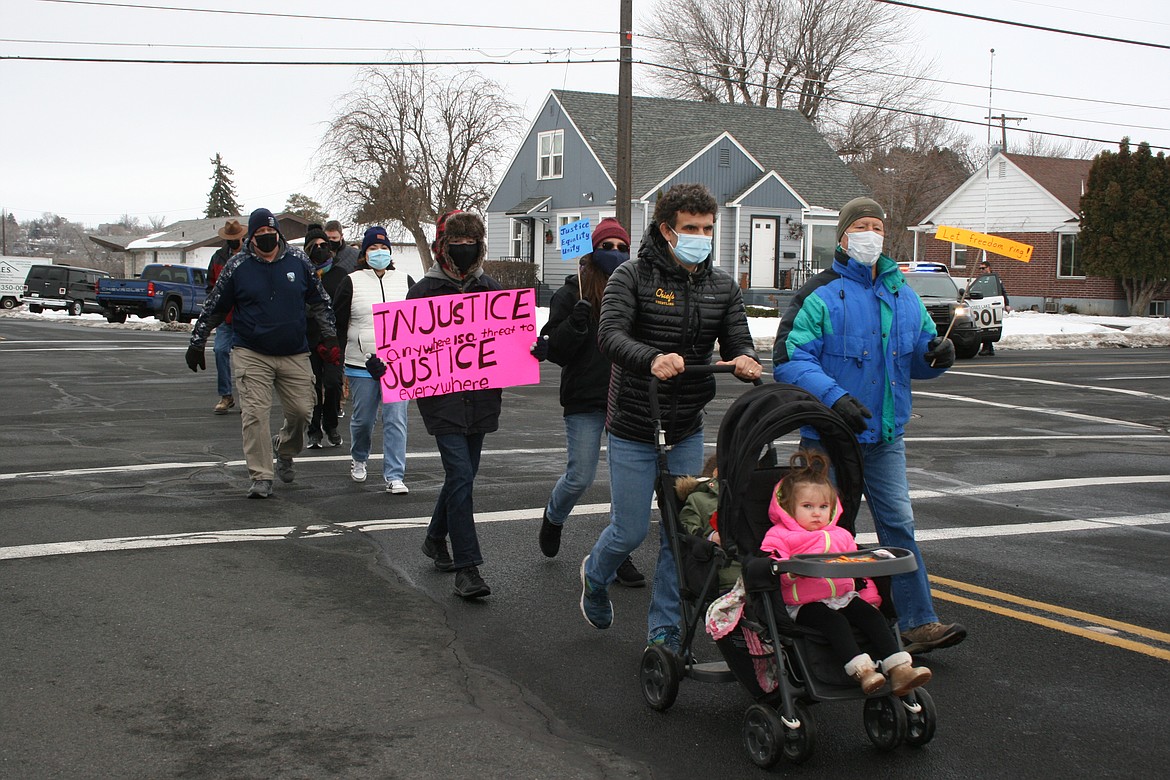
762, 449, 931, 697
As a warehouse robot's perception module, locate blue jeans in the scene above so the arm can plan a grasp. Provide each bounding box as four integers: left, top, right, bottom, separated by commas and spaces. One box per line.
545, 412, 606, 524
429, 432, 486, 569
348, 374, 409, 482
213, 322, 234, 397
803, 435, 937, 631
586, 430, 704, 640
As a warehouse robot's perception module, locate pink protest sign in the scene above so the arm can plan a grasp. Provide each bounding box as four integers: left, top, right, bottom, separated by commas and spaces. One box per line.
371, 288, 540, 402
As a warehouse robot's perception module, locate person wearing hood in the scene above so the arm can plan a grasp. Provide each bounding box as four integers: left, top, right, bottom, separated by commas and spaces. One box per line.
772, 196, 966, 656
206, 218, 245, 415
303, 224, 348, 450
331, 226, 415, 494
186, 208, 339, 499
578, 184, 760, 653
409, 210, 501, 600
760, 449, 931, 697
531, 217, 644, 588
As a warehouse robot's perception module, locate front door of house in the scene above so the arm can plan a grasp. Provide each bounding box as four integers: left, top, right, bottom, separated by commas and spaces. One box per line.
750, 218, 777, 288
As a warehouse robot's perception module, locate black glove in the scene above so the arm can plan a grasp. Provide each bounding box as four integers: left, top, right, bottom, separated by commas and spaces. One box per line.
925, 337, 955, 369
530, 335, 549, 362
568, 297, 592, 326
185, 345, 205, 372
364, 353, 387, 379
832, 395, 872, 434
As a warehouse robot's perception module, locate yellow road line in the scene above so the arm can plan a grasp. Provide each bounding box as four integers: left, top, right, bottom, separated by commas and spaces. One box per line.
930, 575, 1170, 644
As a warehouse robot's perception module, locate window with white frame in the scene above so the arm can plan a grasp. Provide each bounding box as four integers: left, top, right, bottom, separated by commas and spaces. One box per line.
951, 243, 968, 269
557, 214, 582, 253
510, 218, 525, 259
537, 130, 564, 180
1058, 233, 1083, 277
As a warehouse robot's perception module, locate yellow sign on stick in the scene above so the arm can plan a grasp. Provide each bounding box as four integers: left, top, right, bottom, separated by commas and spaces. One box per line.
935, 225, 1033, 263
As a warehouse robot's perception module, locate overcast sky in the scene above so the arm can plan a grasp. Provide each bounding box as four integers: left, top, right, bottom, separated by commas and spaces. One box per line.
4, 0, 1170, 228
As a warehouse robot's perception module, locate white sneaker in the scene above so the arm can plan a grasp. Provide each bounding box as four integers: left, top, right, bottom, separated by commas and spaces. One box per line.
386, 479, 409, 494
350, 460, 367, 482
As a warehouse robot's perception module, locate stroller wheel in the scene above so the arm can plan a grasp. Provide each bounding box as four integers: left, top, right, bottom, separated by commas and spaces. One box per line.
863, 695, 907, 751
903, 687, 937, 747
780, 700, 817, 765
639, 645, 680, 712
742, 704, 784, 769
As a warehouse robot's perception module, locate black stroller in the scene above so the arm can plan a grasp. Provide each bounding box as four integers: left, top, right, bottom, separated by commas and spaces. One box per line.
638, 368, 938, 768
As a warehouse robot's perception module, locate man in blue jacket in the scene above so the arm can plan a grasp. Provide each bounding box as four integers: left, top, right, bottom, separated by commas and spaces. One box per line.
773, 197, 967, 655
186, 208, 339, 499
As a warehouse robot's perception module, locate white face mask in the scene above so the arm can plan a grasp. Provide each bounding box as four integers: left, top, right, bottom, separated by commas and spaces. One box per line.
845, 230, 883, 267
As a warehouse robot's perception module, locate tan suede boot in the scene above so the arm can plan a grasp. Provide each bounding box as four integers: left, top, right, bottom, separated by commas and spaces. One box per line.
883, 651, 932, 696
845, 653, 886, 695
213, 394, 234, 414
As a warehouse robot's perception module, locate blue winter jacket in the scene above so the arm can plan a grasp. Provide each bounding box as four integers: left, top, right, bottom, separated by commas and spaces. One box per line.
772, 249, 945, 443
190, 240, 335, 356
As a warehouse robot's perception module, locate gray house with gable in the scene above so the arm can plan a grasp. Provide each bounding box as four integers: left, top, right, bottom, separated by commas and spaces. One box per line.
486, 90, 868, 299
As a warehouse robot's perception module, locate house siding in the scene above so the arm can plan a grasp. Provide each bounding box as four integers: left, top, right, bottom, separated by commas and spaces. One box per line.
932, 160, 1075, 233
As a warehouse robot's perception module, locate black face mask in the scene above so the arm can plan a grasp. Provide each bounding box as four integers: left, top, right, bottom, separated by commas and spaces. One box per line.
226, 240, 241, 253
309, 245, 332, 265
447, 243, 480, 273
253, 233, 280, 253
328, 239, 344, 253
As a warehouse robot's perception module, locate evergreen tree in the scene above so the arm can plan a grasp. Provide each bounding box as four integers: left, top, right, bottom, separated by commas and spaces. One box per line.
1080, 139, 1170, 315
205, 153, 242, 218
282, 193, 328, 224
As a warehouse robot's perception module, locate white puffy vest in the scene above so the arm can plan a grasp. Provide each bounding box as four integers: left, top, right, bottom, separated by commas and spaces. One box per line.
344, 268, 411, 367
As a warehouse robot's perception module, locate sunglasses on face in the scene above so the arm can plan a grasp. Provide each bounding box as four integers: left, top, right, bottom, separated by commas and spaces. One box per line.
599, 241, 629, 251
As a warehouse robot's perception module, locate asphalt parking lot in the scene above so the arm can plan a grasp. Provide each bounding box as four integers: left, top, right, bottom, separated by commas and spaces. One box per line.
2, 316, 1168, 779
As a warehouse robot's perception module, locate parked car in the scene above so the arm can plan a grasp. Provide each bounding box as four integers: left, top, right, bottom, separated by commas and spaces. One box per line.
962, 272, 1007, 346
22, 264, 111, 316
95, 263, 208, 324
899, 263, 982, 360
0, 256, 36, 309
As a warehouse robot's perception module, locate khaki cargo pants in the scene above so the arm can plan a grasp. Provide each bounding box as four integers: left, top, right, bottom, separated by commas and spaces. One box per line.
231, 347, 315, 481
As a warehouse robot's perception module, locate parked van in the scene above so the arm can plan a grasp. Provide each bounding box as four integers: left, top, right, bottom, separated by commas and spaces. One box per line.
0, 256, 36, 309
22, 264, 112, 316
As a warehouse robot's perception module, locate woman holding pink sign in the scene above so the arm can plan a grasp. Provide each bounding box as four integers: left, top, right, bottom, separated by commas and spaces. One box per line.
409, 210, 502, 601
331, 226, 413, 495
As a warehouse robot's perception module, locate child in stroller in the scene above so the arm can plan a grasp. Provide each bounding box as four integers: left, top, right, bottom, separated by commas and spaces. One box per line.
763, 449, 931, 697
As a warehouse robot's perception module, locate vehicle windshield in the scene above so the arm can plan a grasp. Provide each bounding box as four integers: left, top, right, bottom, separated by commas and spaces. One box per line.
905, 274, 959, 299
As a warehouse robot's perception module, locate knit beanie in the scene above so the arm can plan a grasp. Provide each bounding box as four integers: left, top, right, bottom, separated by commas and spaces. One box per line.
360, 226, 392, 257
591, 217, 630, 249
247, 208, 280, 238
304, 223, 328, 248
835, 197, 885, 242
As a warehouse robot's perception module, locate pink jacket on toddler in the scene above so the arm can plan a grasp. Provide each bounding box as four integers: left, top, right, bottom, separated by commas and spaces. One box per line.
760, 489, 880, 609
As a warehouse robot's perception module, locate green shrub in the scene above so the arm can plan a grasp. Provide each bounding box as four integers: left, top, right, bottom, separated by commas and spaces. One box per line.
482, 260, 538, 290
745, 305, 780, 318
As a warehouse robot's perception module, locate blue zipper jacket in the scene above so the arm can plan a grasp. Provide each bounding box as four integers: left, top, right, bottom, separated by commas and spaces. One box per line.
772, 249, 945, 443
190, 240, 335, 356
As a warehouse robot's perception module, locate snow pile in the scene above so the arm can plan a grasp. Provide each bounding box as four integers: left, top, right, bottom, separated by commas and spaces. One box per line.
5, 306, 1170, 350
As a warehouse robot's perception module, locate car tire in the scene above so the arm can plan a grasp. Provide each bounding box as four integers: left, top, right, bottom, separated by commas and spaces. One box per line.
1, 297, 15, 310
159, 299, 181, 324
955, 339, 980, 360
68, 300, 83, 316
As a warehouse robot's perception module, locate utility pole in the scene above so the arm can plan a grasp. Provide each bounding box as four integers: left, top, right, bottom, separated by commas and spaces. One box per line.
1, 209, 6, 255
616, 0, 633, 232
985, 113, 1027, 150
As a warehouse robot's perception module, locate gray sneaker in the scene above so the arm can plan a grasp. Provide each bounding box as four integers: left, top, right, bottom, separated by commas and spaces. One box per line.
272, 435, 295, 484
247, 479, 273, 499
579, 555, 613, 630
306, 431, 323, 449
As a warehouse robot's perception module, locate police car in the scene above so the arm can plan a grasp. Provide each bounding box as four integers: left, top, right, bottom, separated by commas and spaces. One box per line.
962, 270, 1007, 345
897, 262, 982, 359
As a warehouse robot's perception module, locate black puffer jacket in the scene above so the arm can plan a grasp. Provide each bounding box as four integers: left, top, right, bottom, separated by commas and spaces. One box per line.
599, 227, 757, 444
541, 274, 610, 416
406, 266, 503, 436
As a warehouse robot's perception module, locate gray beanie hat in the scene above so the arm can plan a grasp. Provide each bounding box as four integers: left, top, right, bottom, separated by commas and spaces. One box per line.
836, 197, 886, 242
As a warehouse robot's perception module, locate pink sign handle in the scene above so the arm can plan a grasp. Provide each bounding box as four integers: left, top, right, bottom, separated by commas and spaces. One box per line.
371, 288, 540, 402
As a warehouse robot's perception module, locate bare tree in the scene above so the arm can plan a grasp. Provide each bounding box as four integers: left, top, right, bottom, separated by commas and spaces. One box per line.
317, 63, 523, 267
642, 0, 934, 130
1014, 134, 1103, 160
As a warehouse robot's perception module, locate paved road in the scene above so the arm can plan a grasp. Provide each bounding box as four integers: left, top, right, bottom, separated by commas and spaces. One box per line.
2, 315, 1169, 779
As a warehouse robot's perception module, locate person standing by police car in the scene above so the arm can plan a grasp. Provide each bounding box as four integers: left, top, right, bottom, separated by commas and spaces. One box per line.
977, 259, 1009, 356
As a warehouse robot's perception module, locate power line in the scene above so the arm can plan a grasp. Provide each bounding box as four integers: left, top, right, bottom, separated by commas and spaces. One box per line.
1, 55, 621, 67
0, 37, 617, 57
38, 0, 615, 36
636, 59, 1170, 151
871, 0, 1170, 51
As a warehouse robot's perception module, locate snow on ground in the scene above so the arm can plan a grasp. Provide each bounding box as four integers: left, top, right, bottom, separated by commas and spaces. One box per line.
4, 307, 1169, 351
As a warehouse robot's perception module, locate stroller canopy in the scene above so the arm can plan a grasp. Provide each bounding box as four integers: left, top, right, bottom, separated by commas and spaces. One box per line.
716, 383, 864, 559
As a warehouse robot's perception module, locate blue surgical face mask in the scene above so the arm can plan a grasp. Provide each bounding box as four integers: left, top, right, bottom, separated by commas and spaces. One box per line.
591, 248, 629, 275
667, 224, 712, 266
367, 249, 393, 270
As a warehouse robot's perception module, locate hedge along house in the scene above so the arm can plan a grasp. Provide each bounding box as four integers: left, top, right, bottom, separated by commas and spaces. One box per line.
89, 214, 310, 278
911, 151, 1132, 315
485, 90, 867, 305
